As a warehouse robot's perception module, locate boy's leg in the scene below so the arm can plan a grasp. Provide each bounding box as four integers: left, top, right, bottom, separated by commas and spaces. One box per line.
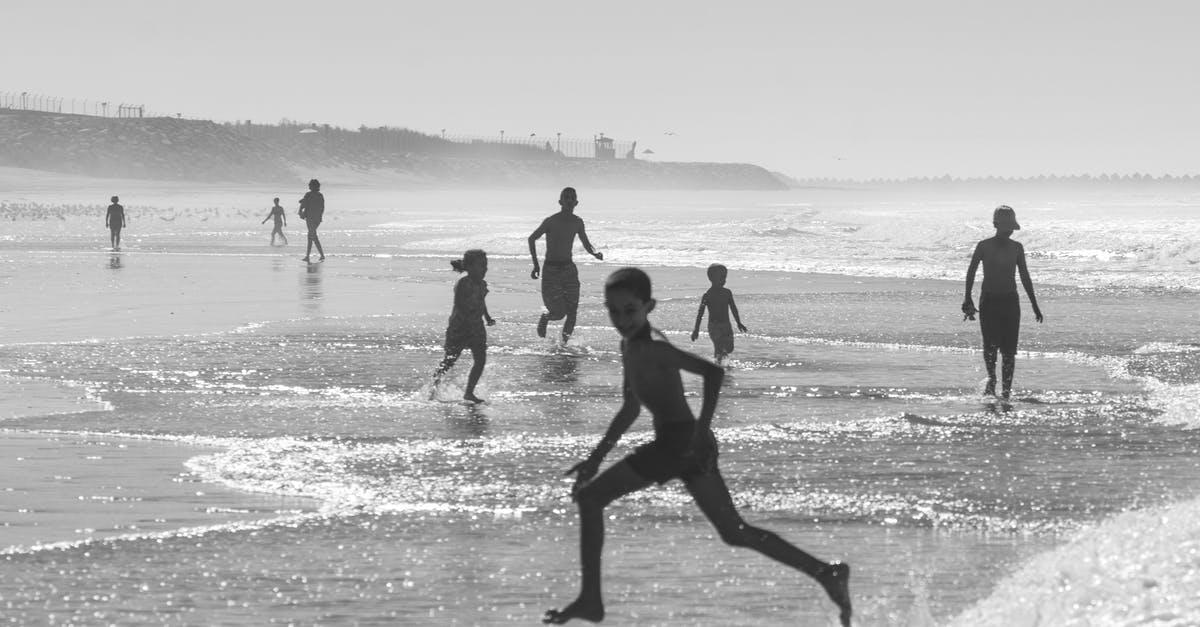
561, 274, 581, 340
685, 470, 851, 626
544, 460, 651, 625
982, 344, 998, 395
563, 306, 577, 342
312, 230, 325, 259
1000, 352, 1015, 398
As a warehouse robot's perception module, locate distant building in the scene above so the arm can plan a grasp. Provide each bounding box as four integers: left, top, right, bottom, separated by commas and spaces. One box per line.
594, 134, 615, 160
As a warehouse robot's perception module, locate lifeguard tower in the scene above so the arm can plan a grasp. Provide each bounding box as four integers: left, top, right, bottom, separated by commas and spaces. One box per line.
594, 134, 615, 160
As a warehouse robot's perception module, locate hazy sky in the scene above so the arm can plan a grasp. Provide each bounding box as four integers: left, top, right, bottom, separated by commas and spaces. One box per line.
4, 0, 1197, 178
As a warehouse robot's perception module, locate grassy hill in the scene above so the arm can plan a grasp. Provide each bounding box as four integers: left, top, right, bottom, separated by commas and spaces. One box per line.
0, 110, 786, 190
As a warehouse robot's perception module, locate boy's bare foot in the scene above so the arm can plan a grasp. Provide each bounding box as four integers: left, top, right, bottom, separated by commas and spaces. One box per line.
463, 392, 485, 404
537, 314, 549, 338
301, 256, 310, 262
817, 561, 852, 627
542, 598, 604, 624
984, 378, 996, 396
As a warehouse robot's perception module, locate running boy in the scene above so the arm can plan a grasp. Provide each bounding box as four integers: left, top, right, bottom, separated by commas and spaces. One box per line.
105, 195, 126, 251
962, 205, 1044, 398
690, 263, 748, 363
432, 249, 496, 403
261, 197, 288, 246
544, 267, 851, 626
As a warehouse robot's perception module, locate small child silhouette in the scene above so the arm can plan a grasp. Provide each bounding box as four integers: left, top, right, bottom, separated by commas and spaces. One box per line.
432, 249, 496, 403
690, 264, 748, 364
962, 205, 1044, 398
261, 197, 288, 246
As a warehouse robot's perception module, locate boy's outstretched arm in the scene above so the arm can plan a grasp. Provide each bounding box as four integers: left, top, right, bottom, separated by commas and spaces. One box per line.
962, 243, 982, 319
567, 380, 639, 494
1017, 245, 1044, 323
577, 224, 603, 260
527, 222, 547, 279
729, 292, 748, 332
691, 295, 707, 341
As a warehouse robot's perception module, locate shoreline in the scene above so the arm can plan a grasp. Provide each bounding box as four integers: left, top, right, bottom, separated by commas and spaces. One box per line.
0, 430, 317, 552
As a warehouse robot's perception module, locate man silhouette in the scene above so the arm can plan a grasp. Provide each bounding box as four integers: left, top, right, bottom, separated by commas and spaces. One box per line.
528, 187, 603, 342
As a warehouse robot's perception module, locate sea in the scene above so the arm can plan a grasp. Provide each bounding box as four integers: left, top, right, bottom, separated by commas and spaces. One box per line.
1, 182, 1198, 625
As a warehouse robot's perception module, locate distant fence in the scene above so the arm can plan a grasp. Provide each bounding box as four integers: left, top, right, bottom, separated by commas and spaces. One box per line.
228, 121, 639, 161
442, 133, 638, 160
0, 89, 171, 118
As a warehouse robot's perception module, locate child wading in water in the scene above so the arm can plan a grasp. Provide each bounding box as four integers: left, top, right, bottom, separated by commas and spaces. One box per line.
432, 249, 496, 403
544, 267, 852, 626
962, 205, 1044, 398
691, 263, 748, 364
261, 197, 288, 246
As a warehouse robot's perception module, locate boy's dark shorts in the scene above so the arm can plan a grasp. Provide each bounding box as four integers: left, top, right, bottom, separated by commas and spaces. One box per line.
626, 422, 718, 484
708, 321, 735, 355
979, 291, 1021, 355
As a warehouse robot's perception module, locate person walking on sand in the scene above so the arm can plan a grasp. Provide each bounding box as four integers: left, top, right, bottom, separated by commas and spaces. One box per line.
528, 187, 604, 343
262, 197, 288, 246
691, 263, 748, 364
543, 267, 852, 626
962, 205, 1044, 399
299, 179, 325, 262
105, 195, 126, 251
432, 249, 496, 404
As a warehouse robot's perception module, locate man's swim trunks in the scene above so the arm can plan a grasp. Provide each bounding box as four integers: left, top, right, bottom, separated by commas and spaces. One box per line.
708, 321, 735, 355
626, 421, 718, 484
540, 260, 580, 319
979, 291, 1021, 355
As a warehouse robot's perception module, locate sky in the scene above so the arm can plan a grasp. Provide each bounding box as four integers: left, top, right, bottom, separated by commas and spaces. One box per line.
3, 0, 1198, 179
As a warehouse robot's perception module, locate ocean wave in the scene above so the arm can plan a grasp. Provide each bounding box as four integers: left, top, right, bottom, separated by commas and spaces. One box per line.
0, 511, 324, 556
950, 496, 1200, 625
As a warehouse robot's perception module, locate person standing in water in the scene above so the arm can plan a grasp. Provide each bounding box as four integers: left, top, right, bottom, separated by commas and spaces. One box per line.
543, 267, 852, 627
105, 195, 126, 251
261, 197, 288, 246
690, 263, 749, 364
299, 179, 325, 262
432, 249, 496, 404
962, 205, 1044, 398
528, 187, 604, 343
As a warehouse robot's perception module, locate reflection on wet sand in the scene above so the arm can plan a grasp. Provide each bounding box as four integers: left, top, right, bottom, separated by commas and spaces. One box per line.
108, 253, 122, 270
540, 352, 580, 385
301, 262, 323, 312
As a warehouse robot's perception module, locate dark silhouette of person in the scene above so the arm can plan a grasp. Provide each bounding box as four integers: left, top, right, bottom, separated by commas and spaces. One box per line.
962, 205, 1044, 398
105, 195, 126, 251
527, 187, 603, 343
432, 249, 496, 403
543, 267, 852, 627
262, 197, 288, 246
690, 263, 749, 364
298, 179, 325, 262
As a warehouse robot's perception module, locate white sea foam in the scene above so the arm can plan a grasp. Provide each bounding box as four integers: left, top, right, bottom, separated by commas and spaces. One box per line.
951, 497, 1200, 626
